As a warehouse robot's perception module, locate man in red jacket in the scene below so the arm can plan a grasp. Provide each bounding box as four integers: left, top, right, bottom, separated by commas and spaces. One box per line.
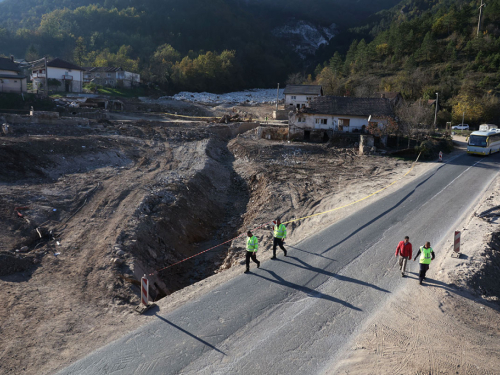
395, 236, 412, 277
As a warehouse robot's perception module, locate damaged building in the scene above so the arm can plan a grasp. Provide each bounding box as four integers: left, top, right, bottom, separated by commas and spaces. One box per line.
289, 96, 395, 141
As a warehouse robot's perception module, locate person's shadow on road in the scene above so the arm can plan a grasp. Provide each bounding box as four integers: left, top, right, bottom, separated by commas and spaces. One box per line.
252, 269, 362, 311
281, 256, 390, 294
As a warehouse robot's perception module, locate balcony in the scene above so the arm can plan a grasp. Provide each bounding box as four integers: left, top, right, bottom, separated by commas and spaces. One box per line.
63, 75, 73, 80
32, 73, 46, 78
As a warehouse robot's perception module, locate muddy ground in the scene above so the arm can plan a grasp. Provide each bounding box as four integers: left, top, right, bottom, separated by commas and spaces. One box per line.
0, 102, 498, 375
0, 110, 417, 375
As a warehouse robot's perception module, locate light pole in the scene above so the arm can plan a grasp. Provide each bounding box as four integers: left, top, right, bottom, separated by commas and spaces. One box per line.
433, 92, 439, 128
477, 0, 486, 37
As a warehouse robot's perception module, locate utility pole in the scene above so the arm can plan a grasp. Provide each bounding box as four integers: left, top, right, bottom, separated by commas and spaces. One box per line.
276, 83, 280, 111
477, 0, 486, 37
433, 93, 439, 128
44, 56, 48, 97
462, 111, 465, 126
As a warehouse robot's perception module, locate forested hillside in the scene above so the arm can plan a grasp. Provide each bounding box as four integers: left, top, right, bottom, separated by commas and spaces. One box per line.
0, 0, 400, 92
310, 0, 500, 126
1, 0, 500, 126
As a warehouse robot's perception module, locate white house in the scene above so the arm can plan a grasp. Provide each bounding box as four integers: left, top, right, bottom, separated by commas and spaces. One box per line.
283, 85, 323, 110
31, 58, 85, 93
289, 96, 395, 141
0, 56, 27, 93
83, 67, 140, 88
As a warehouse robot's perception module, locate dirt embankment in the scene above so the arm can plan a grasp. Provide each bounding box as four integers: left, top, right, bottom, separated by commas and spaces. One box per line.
0, 120, 252, 375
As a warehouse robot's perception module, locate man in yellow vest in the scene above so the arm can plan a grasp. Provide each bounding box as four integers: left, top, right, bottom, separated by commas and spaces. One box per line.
413, 241, 435, 285
271, 218, 287, 259
245, 231, 260, 273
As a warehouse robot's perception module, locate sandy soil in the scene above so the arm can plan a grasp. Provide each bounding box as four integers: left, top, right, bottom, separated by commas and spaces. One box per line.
0, 112, 493, 375
327, 150, 500, 375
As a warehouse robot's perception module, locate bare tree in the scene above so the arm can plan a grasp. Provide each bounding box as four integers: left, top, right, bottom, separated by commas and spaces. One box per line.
395, 100, 434, 148
286, 72, 307, 85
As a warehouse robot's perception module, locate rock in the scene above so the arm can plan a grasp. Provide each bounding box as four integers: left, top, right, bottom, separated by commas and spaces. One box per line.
116, 250, 125, 257
2, 123, 10, 135
113, 258, 125, 266
18, 246, 29, 253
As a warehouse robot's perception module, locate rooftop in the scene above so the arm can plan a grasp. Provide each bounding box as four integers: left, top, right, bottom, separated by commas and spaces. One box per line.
83, 67, 123, 73
0, 57, 22, 73
302, 96, 394, 117
32, 58, 84, 71
284, 85, 323, 96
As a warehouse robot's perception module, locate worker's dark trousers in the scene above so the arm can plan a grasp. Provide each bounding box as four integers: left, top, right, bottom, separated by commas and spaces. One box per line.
419, 263, 430, 282
273, 238, 287, 257
246, 251, 259, 270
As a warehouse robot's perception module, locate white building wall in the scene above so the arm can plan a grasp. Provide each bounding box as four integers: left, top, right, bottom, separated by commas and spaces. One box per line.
290, 113, 386, 133
32, 67, 84, 93
285, 94, 320, 109
0, 77, 27, 93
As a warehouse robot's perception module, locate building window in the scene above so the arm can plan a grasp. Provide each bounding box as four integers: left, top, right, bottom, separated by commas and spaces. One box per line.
298, 117, 306, 123
315, 118, 327, 125
107, 73, 112, 78
338, 118, 350, 131
109, 80, 114, 85
306, 97, 312, 101
96, 73, 100, 78
291, 96, 297, 100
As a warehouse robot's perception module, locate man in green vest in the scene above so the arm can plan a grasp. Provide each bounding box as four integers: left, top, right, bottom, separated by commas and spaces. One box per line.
245, 231, 260, 273
413, 241, 435, 285
271, 218, 287, 259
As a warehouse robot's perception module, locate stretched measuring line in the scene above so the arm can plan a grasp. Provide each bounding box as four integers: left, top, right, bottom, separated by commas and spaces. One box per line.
163, 112, 221, 119
149, 221, 273, 276
149, 152, 421, 276
282, 152, 422, 225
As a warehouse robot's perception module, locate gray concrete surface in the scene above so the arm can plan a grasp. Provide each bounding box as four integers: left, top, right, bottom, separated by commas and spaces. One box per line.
57, 152, 500, 375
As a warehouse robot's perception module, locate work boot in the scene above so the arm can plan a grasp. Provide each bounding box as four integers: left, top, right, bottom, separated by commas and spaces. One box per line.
244, 269, 250, 273
401, 272, 405, 277
419, 279, 423, 285
283, 249, 287, 257
257, 261, 260, 268
271, 256, 277, 260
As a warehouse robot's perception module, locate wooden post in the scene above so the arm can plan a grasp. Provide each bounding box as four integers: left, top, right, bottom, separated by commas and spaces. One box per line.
276, 83, 280, 111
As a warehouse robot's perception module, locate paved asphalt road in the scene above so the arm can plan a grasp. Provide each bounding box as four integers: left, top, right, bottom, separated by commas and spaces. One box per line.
57, 152, 500, 375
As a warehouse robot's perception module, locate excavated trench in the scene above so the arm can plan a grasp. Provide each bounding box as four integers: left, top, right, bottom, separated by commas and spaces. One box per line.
127, 137, 251, 299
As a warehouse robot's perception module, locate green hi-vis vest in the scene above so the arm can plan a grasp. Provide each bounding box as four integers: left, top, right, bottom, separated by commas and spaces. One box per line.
247, 236, 258, 252
273, 224, 287, 239
419, 246, 433, 265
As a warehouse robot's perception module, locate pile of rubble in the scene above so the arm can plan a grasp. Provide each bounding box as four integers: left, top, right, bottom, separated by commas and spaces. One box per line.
159, 88, 285, 106
217, 113, 253, 123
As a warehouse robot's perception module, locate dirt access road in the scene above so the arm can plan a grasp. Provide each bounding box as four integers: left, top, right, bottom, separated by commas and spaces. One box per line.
0, 116, 498, 375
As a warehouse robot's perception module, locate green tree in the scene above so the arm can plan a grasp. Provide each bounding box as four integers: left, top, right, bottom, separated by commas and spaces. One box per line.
417, 32, 437, 61
73, 37, 87, 66
25, 44, 39, 61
